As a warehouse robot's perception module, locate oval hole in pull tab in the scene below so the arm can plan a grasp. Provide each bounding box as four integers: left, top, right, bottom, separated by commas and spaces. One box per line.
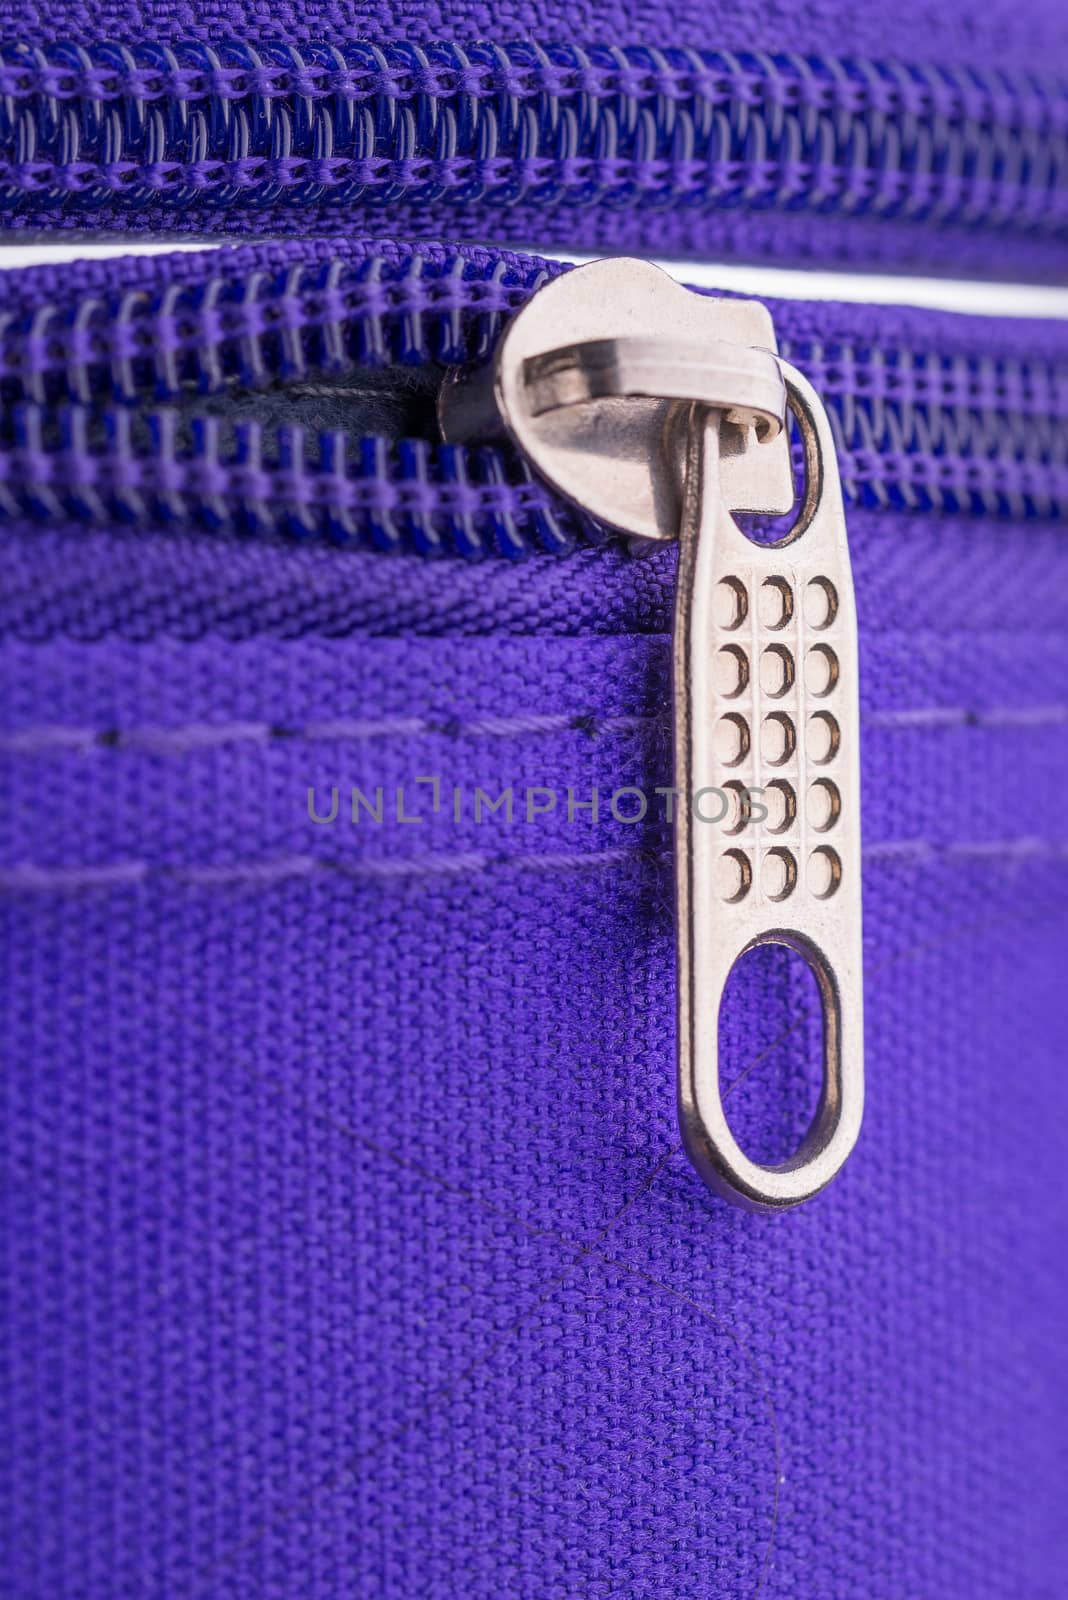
718, 939, 830, 1170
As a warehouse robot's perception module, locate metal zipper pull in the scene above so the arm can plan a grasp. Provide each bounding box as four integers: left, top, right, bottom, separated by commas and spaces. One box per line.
440, 258, 863, 1211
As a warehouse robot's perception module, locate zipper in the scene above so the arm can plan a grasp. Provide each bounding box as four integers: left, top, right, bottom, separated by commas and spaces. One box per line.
438, 257, 862, 1209
1, 243, 1068, 556
2, 40, 1067, 266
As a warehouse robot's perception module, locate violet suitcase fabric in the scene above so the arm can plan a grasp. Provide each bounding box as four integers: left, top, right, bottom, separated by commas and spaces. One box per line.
2, 1, 1068, 1595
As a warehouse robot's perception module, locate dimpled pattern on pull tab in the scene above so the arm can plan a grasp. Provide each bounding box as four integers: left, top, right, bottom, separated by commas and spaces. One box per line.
712, 572, 845, 907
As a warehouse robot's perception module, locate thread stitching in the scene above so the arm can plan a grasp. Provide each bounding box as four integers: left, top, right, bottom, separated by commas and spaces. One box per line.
2, 838, 1067, 893
1, 704, 1065, 755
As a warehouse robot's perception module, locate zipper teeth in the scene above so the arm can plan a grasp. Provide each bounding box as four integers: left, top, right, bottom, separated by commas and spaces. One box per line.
2, 399, 1066, 557
2, 249, 1067, 554
1, 40, 1067, 231
3, 247, 1068, 421
0, 251, 555, 403
0, 407, 597, 556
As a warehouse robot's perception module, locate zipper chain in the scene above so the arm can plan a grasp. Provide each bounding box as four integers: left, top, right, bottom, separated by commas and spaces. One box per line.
1, 40, 1065, 237
4, 245, 1066, 555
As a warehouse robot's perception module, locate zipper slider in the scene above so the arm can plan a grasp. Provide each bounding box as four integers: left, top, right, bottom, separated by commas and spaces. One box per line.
440, 259, 863, 1211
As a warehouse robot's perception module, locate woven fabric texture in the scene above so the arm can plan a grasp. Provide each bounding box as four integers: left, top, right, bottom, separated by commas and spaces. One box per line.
3, 411, 1068, 1594
2, 237, 1068, 1595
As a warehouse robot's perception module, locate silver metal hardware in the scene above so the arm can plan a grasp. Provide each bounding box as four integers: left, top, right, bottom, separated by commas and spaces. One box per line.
441, 259, 863, 1212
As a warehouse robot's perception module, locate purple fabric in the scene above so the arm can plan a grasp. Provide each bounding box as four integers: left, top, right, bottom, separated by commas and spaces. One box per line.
3, 322, 1068, 1600
2, 238, 1068, 1592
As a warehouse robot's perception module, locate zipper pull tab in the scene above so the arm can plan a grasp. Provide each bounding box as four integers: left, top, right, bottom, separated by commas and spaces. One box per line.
440, 259, 863, 1211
